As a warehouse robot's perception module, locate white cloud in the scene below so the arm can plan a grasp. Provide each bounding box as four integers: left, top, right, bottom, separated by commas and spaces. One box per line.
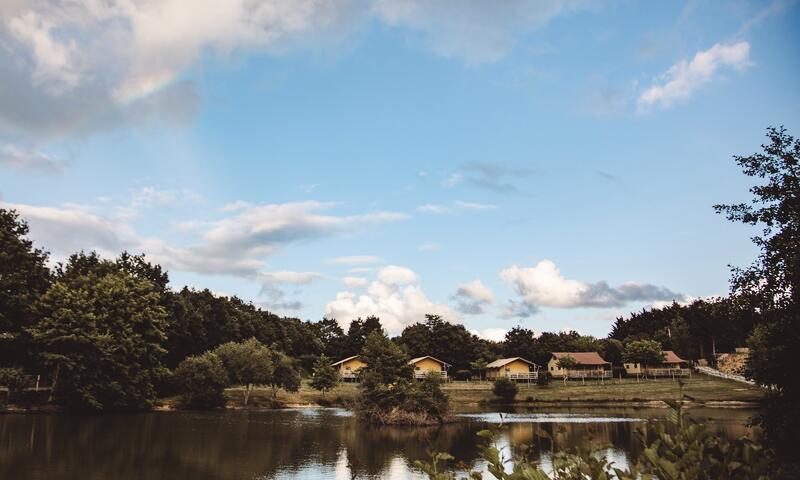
377, 265, 418, 285
3, 199, 406, 278
469, 328, 508, 342
342, 276, 369, 288
260, 271, 324, 285
0, 201, 136, 256
453, 279, 495, 315
219, 200, 251, 212
417, 200, 497, 214
638, 41, 751, 110
0, 143, 63, 172
441, 173, 464, 188
324, 265, 459, 334
500, 259, 684, 315
417, 203, 450, 214
327, 255, 382, 265
443, 163, 530, 193
418, 243, 441, 252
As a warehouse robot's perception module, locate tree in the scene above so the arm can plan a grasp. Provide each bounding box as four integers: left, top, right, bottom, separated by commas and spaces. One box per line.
0, 209, 52, 368
174, 352, 228, 409
714, 127, 800, 463
267, 350, 301, 399
314, 318, 347, 358
30, 271, 168, 410
310, 355, 339, 398
470, 358, 488, 381
343, 316, 384, 356
492, 377, 518, 402
622, 340, 665, 367
503, 326, 536, 358
360, 330, 413, 384
214, 338, 273, 405
556, 355, 578, 380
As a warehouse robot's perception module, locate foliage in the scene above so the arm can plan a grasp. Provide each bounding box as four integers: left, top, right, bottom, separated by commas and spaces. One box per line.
0, 367, 33, 393
502, 326, 536, 358
214, 338, 273, 405
397, 315, 493, 372
714, 126, 800, 463
358, 331, 450, 424
267, 350, 301, 398
492, 377, 518, 402
310, 355, 339, 397
536, 371, 551, 386
556, 355, 578, 370
0, 209, 52, 367
343, 316, 384, 357
29, 270, 167, 410
622, 339, 665, 366
415, 406, 776, 479
174, 352, 229, 408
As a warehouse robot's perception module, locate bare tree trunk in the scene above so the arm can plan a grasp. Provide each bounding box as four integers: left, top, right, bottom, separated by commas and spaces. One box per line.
48, 365, 59, 403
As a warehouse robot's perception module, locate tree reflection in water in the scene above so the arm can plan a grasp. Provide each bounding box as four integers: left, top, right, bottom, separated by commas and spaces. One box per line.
0, 408, 757, 479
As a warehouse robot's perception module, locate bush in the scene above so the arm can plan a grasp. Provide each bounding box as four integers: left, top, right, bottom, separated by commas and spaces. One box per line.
453, 369, 472, 381
0, 367, 33, 394
492, 377, 518, 402
174, 352, 229, 409
537, 371, 551, 386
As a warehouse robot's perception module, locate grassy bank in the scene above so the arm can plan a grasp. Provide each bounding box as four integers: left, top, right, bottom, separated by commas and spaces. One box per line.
182, 373, 762, 410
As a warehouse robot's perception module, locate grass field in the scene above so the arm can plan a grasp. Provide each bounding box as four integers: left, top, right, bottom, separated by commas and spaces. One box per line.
218, 373, 763, 410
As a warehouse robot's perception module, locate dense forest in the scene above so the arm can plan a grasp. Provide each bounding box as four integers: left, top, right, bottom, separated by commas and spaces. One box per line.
1, 127, 798, 471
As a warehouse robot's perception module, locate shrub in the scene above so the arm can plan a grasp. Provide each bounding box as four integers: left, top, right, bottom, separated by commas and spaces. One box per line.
174, 352, 229, 409
537, 371, 551, 386
0, 367, 32, 394
453, 369, 472, 381
492, 377, 518, 402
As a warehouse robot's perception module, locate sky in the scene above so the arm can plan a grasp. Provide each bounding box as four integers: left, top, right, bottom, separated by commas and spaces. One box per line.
1, 0, 799, 340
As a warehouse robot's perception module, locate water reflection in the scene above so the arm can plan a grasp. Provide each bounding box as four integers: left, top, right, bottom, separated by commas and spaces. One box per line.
0, 407, 758, 479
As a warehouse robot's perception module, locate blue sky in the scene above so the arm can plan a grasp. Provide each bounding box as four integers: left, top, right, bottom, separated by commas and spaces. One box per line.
1, 0, 799, 338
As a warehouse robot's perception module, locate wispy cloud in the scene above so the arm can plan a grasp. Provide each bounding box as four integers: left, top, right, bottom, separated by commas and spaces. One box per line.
638, 42, 752, 111
443, 163, 531, 193
0, 143, 64, 173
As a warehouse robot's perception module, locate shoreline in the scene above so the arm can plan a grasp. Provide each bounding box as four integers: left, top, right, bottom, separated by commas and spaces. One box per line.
1, 398, 761, 414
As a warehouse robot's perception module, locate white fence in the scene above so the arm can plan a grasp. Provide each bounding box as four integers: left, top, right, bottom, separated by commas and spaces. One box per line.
696, 366, 755, 385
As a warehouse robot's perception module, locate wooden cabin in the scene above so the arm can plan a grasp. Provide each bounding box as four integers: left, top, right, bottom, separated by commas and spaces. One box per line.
485, 357, 538, 381
408, 356, 451, 379
624, 350, 690, 377
331, 355, 367, 381
548, 352, 612, 379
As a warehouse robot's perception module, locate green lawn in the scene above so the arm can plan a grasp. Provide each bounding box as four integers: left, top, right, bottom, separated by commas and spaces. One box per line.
215, 373, 763, 410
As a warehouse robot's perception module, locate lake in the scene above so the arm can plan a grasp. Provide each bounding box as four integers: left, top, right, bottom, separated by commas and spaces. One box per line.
0, 407, 757, 479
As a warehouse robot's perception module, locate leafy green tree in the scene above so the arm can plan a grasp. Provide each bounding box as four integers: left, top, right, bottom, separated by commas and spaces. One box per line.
622, 340, 665, 367
343, 316, 384, 356
502, 326, 536, 358
470, 358, 488, 381
267, 350, 301, 399
556, 355, 578, 379
714, 126, 800, 464
0, 209, 52, 367
600, 338, 624, 366
313, 318, 347, 358
214, 338, 273, 405
310, 355, 339, 398
174, 352, 228, 409
30, 271, 168, 410
361, 330, 413, 384
492, 377, 518, 402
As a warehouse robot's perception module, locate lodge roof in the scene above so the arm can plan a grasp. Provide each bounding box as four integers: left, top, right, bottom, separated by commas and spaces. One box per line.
408, 356, 452, 367
485, 357, 536, 369
551, 352, 610, 365
663, 351, 686, 363
331, 355, 360, 366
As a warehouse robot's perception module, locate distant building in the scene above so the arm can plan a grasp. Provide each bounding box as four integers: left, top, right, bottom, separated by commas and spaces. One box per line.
331, 355, 367, 381
624, 350, 690, 377
548, 352, 612, 379
485, 357, 538, 381
408, 356, 451, 379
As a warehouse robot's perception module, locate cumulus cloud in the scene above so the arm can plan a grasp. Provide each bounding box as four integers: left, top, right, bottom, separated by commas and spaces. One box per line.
469, 328, 508, 342
453, 279, 495, 314
500, 259, 684, 316
343, 276, 369, 288
324, 265, 459, 334
0, 143, 64, 173
638, 42, 751, 110
0, 0, 595, 154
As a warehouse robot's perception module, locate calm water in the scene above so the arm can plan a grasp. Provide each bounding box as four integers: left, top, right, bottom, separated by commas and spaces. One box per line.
0, 407, 757, 479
